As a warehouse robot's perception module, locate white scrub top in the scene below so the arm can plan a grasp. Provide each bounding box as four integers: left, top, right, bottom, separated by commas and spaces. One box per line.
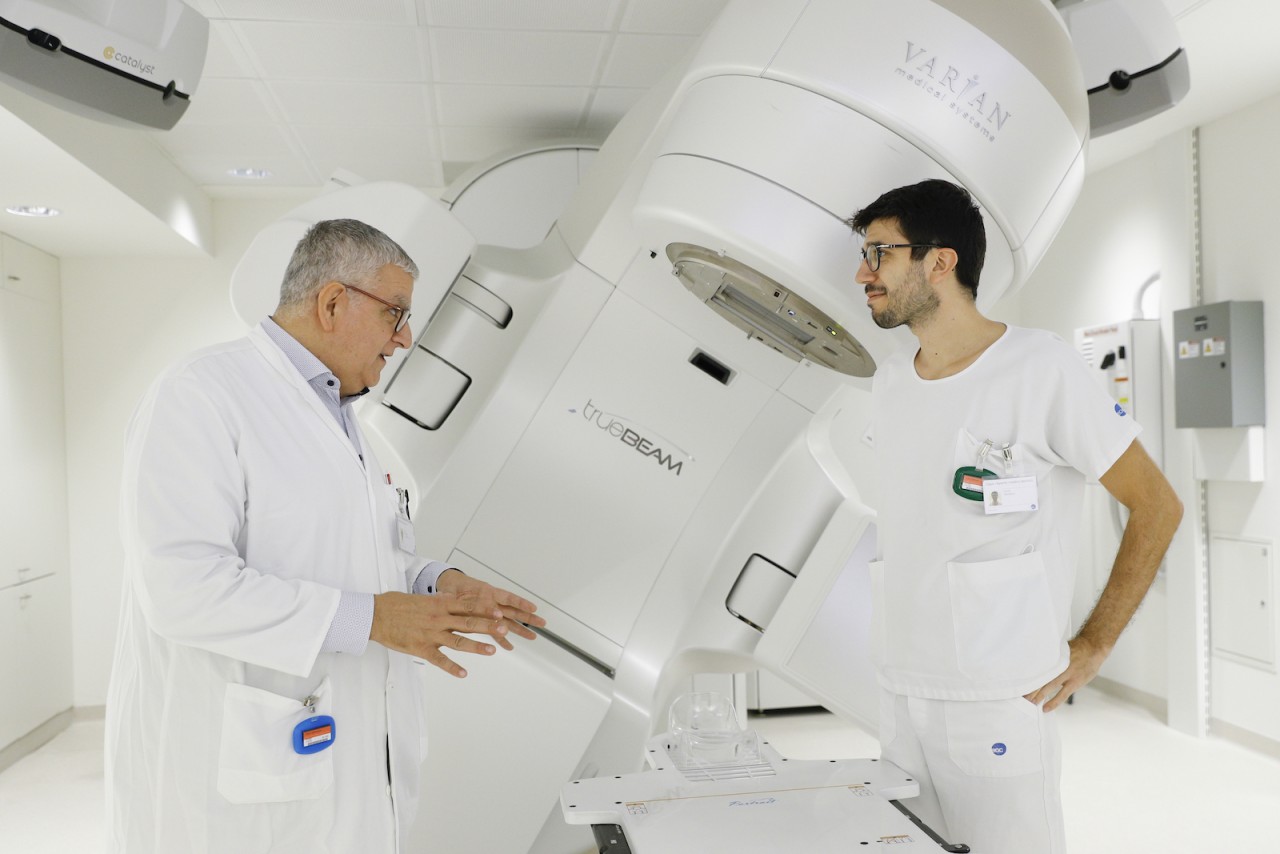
106, 323, 431, 853
866, 325, 1140, 700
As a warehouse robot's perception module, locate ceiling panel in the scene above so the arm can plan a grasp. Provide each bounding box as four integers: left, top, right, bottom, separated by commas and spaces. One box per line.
430, 29, 608, 86
212, 0, 418, 24
293, 124, 444, 187
168, 153, 319, 188
619, 0, 728, 34
152, 122, 300, 159
599, 34, 699, 87
439, 126, 584, 166
584, 87, 649, 131
435, 85, 589, 128
234, 21, 429, 81
179, 79, 280, 126
202, 21, 258, 79
269, 81, 434, 126
424, 0, 621, 31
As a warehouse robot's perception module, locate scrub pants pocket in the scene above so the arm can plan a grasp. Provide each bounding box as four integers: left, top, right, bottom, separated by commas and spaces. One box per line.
943, 696, 1044, 778
217, 679, 334, 804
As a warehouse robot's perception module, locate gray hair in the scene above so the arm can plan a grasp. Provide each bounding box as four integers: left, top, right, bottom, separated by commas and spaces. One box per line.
276, 219, 419, 312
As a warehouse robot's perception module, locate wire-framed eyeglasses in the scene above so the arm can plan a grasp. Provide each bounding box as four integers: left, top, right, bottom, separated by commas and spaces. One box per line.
860, 243, 942, 273
341, 282, 412, 333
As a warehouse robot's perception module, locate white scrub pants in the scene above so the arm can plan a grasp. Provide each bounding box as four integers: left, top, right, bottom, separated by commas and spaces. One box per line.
879, 690, 1066, 854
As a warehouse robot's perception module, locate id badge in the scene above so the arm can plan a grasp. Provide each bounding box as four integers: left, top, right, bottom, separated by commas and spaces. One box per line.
982, 476, 1038, 514
293, 715, 336, 754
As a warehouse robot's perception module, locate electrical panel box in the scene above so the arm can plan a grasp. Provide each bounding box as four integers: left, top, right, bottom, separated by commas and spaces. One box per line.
1174, 301, 1265, 428
1075, 319, 1163, 468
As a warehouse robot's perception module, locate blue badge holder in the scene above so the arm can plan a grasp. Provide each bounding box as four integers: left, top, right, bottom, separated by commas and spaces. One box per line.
292, 715, 337, 755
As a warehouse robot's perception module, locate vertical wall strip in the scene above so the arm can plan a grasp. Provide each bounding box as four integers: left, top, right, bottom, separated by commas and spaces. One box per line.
1190, 126, 1213, 732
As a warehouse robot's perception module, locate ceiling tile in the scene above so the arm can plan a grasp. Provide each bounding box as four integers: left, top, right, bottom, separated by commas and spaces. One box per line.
619, 0, 728, 34
425, 0, 621, 31
152, 123, 300, 159
212, 0, 418, 24
431, 30, 607, 85
435, 85, 589, 128
294, 124, 444, 187
439, 126, 583, 165
184, 0, 222, 17
167, 153, 319, 187
182, 79, 280, 125
235, 21, 427, 81
599, 33, 698, 87
201, 20, 257, 78
269, 81, 433, 126
584, 87, 648, 130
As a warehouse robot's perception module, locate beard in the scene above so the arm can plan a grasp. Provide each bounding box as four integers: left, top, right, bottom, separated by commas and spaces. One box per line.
871, 264, 939, 329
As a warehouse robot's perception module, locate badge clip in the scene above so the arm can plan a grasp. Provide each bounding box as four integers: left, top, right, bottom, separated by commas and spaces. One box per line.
952, 466, 997, 501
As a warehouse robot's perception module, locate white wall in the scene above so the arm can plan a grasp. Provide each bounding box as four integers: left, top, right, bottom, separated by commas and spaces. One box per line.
1197, 93, 1280, 742
62, 196, 311, 706
1021, 93, 1280, 746
1018, 139, 1185, 703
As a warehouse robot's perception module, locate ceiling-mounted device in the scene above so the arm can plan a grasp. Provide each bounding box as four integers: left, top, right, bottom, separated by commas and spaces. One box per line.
0, 0, 208, 130
1055, 0, 1190, 135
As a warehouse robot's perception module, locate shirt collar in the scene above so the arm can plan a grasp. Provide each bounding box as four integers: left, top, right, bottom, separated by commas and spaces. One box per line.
262, 317, 333, 384
261, 317, 372, 403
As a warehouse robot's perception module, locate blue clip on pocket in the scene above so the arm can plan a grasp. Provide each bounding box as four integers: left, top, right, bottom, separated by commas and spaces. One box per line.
292, 715, 336, 755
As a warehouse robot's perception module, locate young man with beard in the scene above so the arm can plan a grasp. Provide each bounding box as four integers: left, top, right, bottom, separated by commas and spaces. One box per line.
848, 180, 1181, 853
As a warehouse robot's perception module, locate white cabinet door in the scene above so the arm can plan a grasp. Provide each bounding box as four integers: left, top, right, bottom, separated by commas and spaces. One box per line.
0, 235, 72, 750
0, 575, 72, 747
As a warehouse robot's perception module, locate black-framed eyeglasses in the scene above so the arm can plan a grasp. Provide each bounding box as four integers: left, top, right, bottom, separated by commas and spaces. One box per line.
860, 243, 942, 273
341, 282, 412, 333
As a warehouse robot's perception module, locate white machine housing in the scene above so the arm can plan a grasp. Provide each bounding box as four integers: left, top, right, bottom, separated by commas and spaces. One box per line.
0, 0, 207, 129
225, 1, 1187, 852
1056, 0, 1190, 135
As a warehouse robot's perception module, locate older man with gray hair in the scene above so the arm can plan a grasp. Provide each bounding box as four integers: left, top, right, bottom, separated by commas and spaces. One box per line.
106, 218, 544, 853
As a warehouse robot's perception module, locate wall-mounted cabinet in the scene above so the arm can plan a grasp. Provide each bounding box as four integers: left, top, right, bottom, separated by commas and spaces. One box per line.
0, 234, 72, 754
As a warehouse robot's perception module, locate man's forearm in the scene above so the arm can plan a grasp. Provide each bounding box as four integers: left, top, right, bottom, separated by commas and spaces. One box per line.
1076, 493, 1183, 650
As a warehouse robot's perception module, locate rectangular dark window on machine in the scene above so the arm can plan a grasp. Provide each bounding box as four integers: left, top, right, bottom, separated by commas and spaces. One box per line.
689, 349, 733, 385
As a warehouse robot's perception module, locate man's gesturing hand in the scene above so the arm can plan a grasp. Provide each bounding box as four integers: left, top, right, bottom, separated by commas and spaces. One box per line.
371, 590, 507, 678
435, 569, 545, 651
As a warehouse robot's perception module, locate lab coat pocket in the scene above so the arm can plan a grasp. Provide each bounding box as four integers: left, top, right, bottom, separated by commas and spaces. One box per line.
948, 552, 1061, 683
385, 485, 416, 555
217, 678, 334, 804
944, 697, 1044, 778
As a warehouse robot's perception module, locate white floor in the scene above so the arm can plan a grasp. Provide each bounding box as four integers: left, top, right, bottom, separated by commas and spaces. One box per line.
2, 687, 1279, 853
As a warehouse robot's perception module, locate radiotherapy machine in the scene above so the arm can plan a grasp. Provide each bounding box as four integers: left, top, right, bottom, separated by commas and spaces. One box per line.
230, 1, 1186, 851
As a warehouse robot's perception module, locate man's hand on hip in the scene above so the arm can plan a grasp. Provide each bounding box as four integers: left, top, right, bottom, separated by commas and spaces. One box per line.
1024, 635, 1110, 712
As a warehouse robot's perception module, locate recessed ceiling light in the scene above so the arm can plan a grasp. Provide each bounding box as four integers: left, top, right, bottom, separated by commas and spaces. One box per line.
5, 205, 61, 217
228, 167, 272, 179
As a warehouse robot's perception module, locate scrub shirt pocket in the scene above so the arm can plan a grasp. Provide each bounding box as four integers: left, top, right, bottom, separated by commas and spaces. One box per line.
944, 697, 1044, 778
217, 678, 334, 804
948, 551, 1061, 683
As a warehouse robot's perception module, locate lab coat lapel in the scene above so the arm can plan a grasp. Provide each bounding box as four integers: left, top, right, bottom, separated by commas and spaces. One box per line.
247, 324, 367, 472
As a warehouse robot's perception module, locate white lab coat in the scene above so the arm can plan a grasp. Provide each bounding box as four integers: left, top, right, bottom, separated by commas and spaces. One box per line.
106, 324, 430, 854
